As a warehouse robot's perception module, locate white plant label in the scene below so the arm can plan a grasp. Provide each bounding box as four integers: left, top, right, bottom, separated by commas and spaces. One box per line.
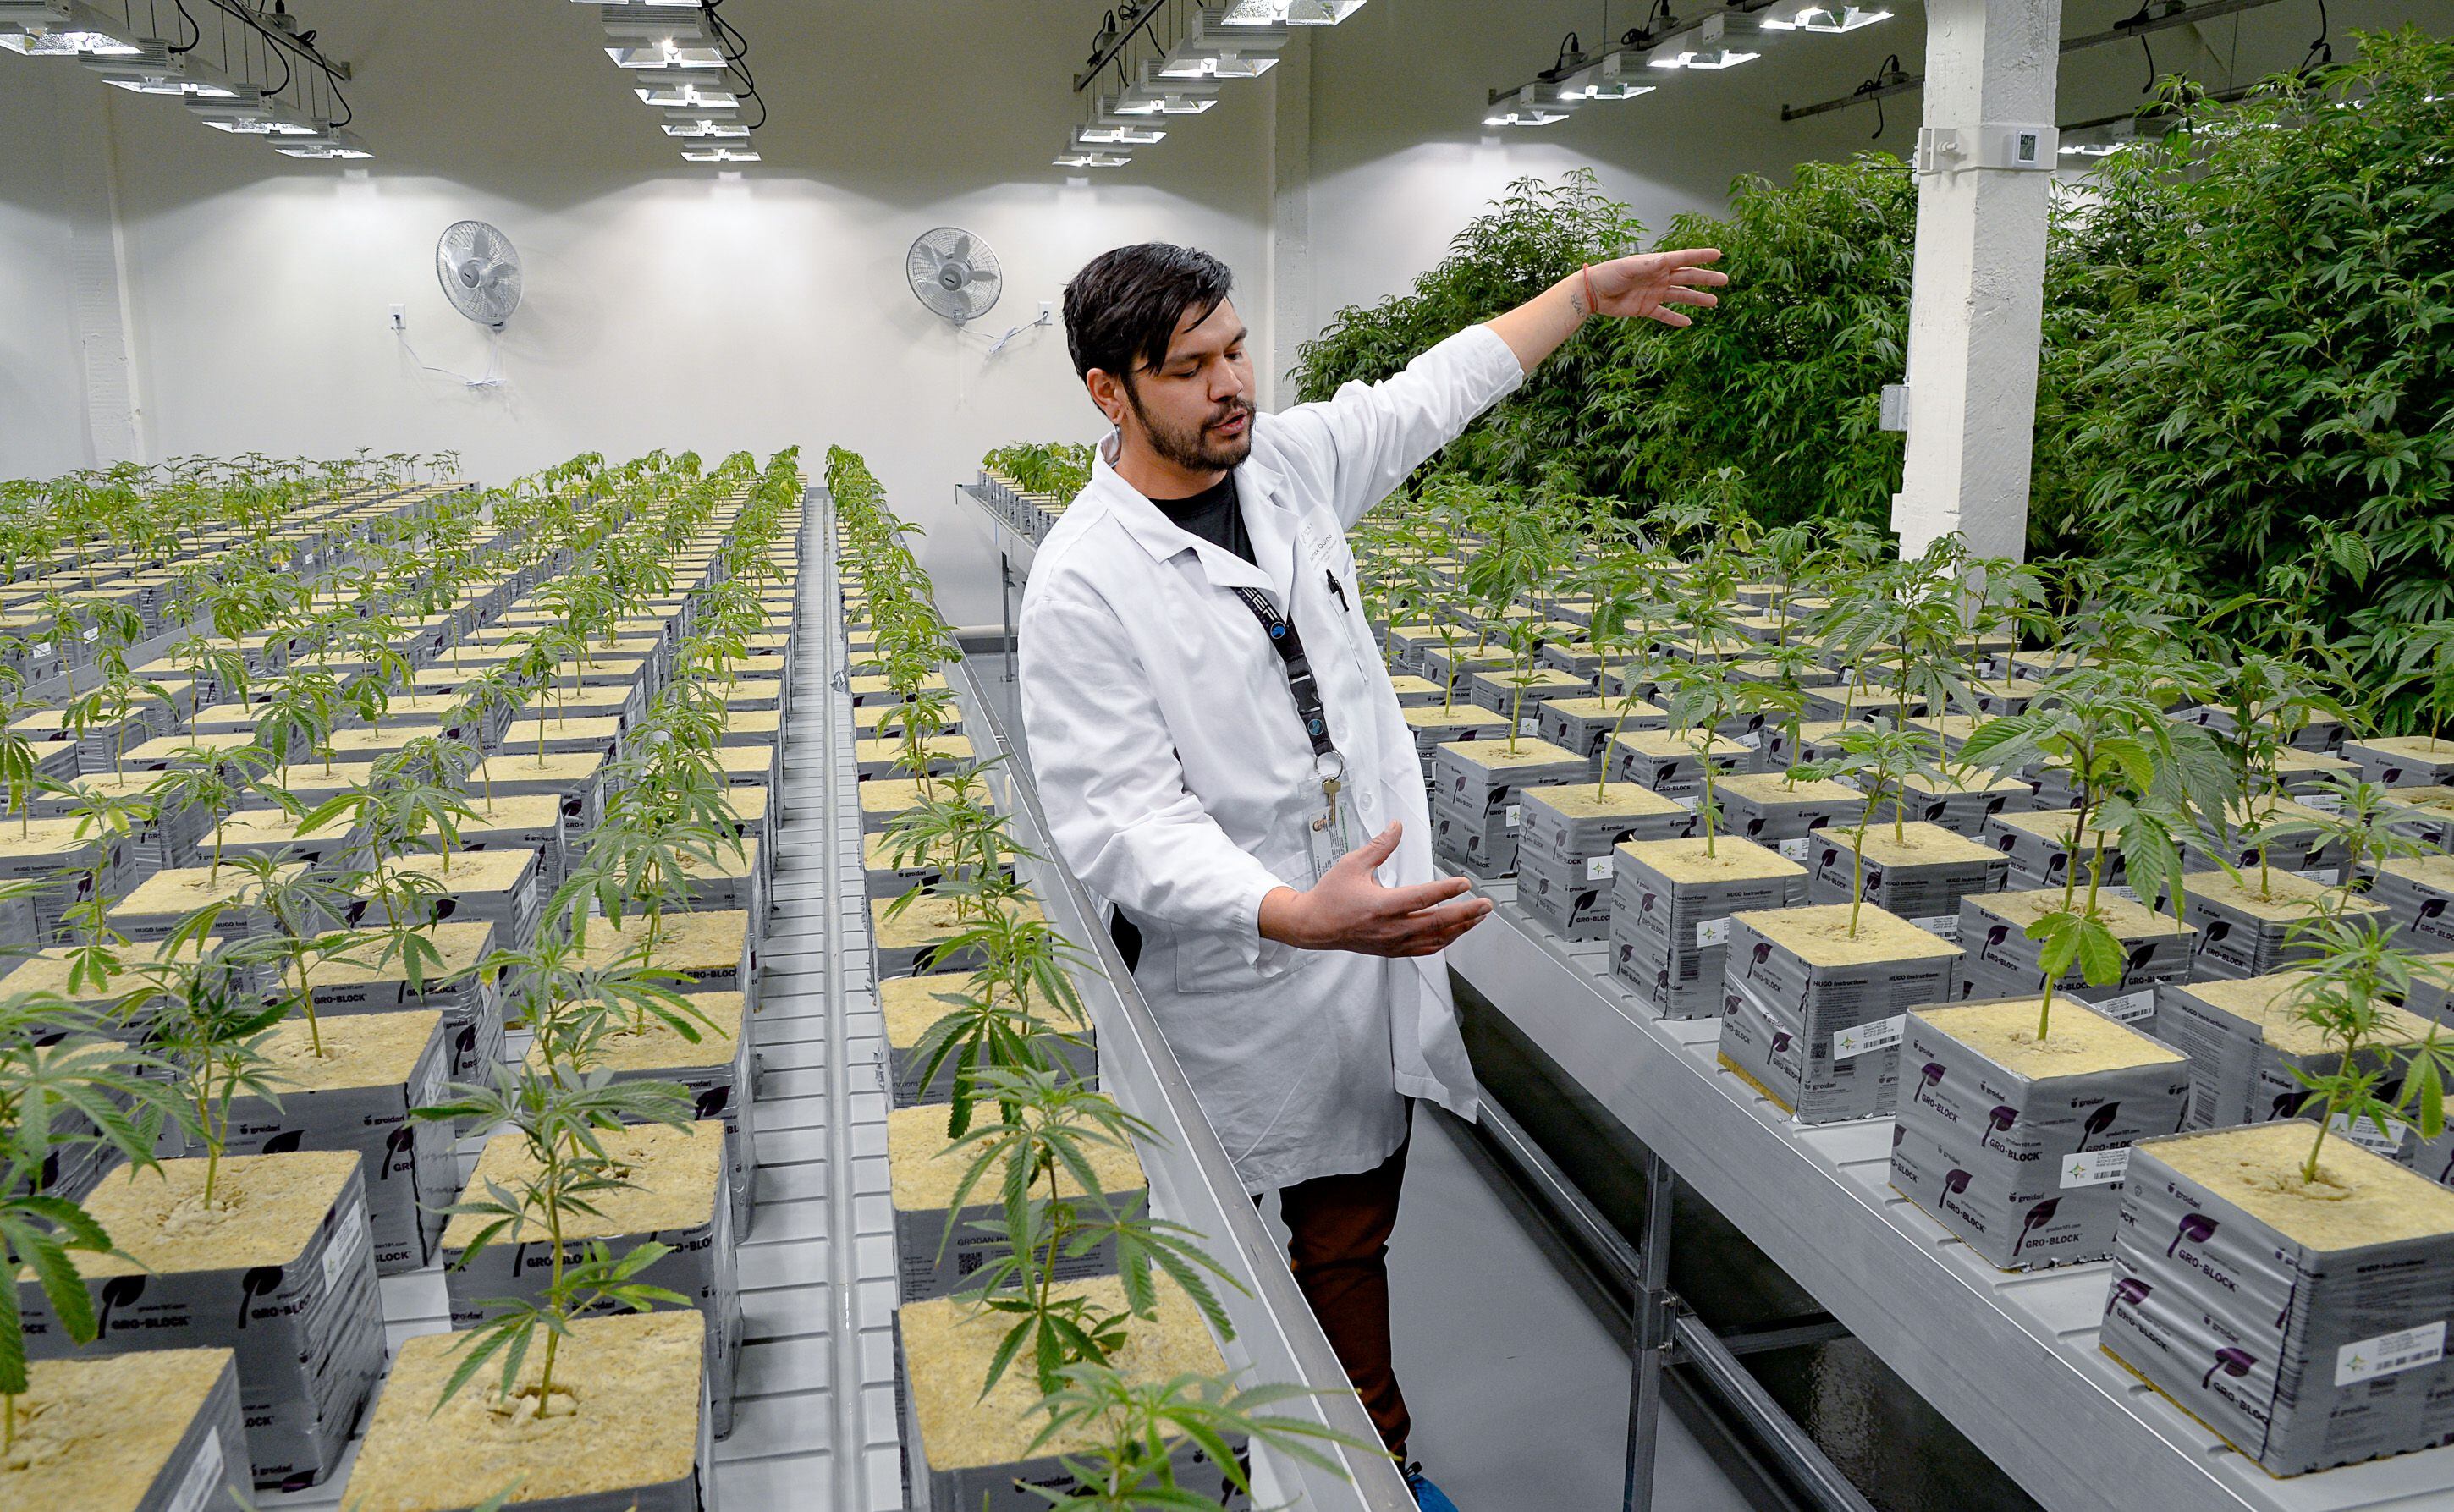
167, 1428, 225, 1512
1778, 838, 1813, 861
322, 1199, 371, 1297
1913, 915, 1963, 943
2336, 1321, 2446, 1388
80, 626, 98, 642
1695, 917, 1731, 948
1736, 729, 1764, 751
1520, 718, 1540, 737
2105, 884, 2143, 904
2296, 866, 2344, 886
2094, 989, 2156, 1025
1832, 1015, 1904, 1060
1504, 804, 1521, 829
2060, 1148, 2132, 1188
1585, 855, 1615, 882
1675, 794, 1702, 812
2304, 793, 2347, 815
2330, 1112, 2409, 1156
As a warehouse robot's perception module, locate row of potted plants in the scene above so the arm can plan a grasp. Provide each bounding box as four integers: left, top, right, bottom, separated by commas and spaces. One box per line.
3, 446, 801, 1510
1348, 469, 2454, 1479
834, 446, 1362, 1511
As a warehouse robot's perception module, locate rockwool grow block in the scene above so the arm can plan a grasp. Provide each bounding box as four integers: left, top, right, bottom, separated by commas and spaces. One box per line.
3, 1349, 250, 1512
1956, 889, 2194, 1031
2346, 736, 2454, 791
1805, 822, 2007, 937
1891, 998, 2189, 1269
1713, 774, 1866, 857
1609, 836, 1806, 1019
1717, 903, 1962, 1124
2102, 1123, 2454, 1476
1430, 737, 1585, 877
2156, 971, 2438, 1132
888, 1104, 1145, 1300
1874, 769, 2033, 840
1603, 729, 1747, 804
881, 972, 1094, 1107
2368, 855, 2454, 956
1516, 783, 1696, 941
300, 921, 503, 1083
1536, 695, 1665, 772
2178, 869, 2386, 981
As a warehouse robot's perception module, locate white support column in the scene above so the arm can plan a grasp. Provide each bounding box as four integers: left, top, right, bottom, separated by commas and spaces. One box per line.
53, 75, 147, 467
1263, 30, 1312, 413
1889, 0, 2061, 563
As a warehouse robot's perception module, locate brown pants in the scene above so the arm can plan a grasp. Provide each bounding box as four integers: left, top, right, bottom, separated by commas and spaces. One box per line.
1265, 1136, 1412, 1460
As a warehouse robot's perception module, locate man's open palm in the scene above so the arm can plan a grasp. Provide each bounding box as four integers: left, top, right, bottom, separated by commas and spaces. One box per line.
1589, 248, 1728, 327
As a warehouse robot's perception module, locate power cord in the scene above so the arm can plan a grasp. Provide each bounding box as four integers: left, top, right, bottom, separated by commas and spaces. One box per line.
395, 327, 504, 392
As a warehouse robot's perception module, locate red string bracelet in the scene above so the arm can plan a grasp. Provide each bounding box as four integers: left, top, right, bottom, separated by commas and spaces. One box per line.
1581, 262, 1598, 317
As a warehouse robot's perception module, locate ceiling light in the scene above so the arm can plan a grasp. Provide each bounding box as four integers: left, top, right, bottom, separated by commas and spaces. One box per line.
663, 115, 748, 138
1759, 3, 1893, 30
1162, 7, 1289, 77
1159, 49, 1276, 78
1215, 0, 1363, 25
0, 25, 137, 55
1569, 50, 1656, 100
81, 41, 240, 96
1076, 120, 1164, 146
274, 128, 372, 159
682, 145, 759, 162
636, 80, 738, 108
1054, 149, 1131, 168
605, 41, 724, 69
1116, 61, 1221, 114
597, 3, 717, 43
1649, 14, 1759, 69
1484, 85, 1571, 126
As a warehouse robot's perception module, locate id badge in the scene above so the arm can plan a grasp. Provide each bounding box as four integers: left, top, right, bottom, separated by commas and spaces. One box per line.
1305, 797, 1357, 885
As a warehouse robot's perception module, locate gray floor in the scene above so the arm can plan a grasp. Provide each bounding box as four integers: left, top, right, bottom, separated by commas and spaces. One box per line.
1265, 1111, 1758, 1512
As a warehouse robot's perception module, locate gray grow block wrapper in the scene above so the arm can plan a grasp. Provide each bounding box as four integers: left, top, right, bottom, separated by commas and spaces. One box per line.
2102, 1123, 2454, 1476
1890, 998, 2190, 1270
1604, 730, 1747, 802
2173, 702, 2347, 753
354, 848, 541, 954
536, 991, 760, 1237
888, 1103, 1144, 1301
174, 1011, 458, 1276
1609, 837, 1807, 1019
1716, 903, 1962, 1124
1401, 705, 1511, 796
1515, 783, 1697, 942
2368, 855, 2454, 955
1980, 809, 2129, 893
1955, 889, 2193, 1032
1536, 695, 1665, 772
302, 919, 504, 1084
19, 1349, 252, 1512
443, 1119, 742, 1439
2178, 870, 2386, 981
1874, 771, 2032, 840
18, 1150, 385, 1490
2381, 787, 2454, 853
1430, 737, 1586, 877
2156, 972, 2441, 1131
2345, 736, 2454, 789
1804, 822, 2008, 933
1714, 774, 1865, 849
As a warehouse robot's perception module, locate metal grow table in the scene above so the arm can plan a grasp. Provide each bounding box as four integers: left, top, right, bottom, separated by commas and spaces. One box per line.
1446, 877, 2454, 1512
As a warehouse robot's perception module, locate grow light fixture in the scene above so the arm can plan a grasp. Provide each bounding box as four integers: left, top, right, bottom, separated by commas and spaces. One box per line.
635, 80, 738, 108
0, 25, 136, 54
681, 144, 759, 162
606, 40, 724, 69
1565, 50, 1655, 101
1115, 63, 1221, 115
2056, 118, 2138, 157
1649, 14, 1758, 69
1759, 3, 1893, 31
1076, 120, 1164, 147
1054, 149, 1132, 168
1484, 85, 1571, 127
663, 114, 748, 138
1220, 0, 1367, 23
274, 128, 371, 159
597, 2, 717, 44
82, 42, 240, 96
1160, 8, 1288, 79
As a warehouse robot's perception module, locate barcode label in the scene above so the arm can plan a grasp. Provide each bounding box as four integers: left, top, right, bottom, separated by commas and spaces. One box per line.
2330, 1113, 2409, 1155
1696, 917, 1731, 948
2296, 867, 2343, 886
2337, 1321, 2446, 1387
2094, 989, 2155, 1024
1674, 794, 1701, 812
167, 1427, 225, 1512
2304, 794, 2346, 815
2061, 1148, 2131, 1188
1736, 729, 1764, 751
1913, 915, 1962, 943
1586, 855, 1615, 882
1778, 838, 1813, 861
322, 1199, 371, 1295
1833, 1015, 1904, 1060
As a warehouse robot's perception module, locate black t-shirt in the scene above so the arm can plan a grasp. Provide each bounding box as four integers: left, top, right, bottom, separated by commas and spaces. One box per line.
1152, 472, 1253, 564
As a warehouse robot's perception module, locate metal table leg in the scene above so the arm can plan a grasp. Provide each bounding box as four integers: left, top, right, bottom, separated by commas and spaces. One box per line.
1623, 1148, 1676, 1512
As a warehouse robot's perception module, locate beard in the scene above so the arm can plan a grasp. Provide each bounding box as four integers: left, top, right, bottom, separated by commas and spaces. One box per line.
1126, 383, 1255, 473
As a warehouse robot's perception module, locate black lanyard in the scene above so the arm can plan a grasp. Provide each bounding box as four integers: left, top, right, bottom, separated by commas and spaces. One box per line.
1230, 585, 1338, 762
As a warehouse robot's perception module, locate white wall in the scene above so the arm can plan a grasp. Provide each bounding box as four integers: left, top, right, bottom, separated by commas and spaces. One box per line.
0, 66, 94, 480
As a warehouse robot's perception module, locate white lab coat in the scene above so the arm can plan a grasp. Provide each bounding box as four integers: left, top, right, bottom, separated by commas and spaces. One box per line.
1015, 324, 1525, 1192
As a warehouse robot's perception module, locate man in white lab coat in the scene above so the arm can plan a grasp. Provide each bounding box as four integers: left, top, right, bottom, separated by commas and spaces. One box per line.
1018, 242, 1723, 1506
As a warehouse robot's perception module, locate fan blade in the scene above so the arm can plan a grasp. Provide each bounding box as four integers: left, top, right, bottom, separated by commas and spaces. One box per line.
945, 233, 972, 267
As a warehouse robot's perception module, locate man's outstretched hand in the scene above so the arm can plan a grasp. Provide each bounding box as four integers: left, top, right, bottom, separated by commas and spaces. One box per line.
1257, 822, 1492, 959
1579, 247, 1728, 328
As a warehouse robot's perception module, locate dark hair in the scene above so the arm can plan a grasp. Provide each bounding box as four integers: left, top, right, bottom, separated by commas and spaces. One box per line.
1062, 243, 1234, 383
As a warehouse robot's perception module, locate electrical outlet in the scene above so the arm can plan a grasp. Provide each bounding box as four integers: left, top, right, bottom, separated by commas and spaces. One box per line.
1039, 300, 1053, 324
389, 303, 405, 332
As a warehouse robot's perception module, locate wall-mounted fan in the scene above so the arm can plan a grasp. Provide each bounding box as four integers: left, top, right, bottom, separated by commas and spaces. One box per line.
436, 220, 523, 330
906, 227, 1002, 327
